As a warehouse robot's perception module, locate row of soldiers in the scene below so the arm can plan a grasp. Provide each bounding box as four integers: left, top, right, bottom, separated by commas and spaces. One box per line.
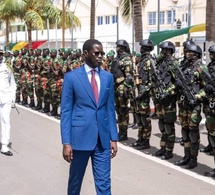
5, 39, 215, 176
110, 39, 215, 177
10, 47, 84, 118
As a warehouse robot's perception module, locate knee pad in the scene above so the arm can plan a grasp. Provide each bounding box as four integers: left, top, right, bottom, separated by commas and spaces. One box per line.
158, 120, 165, 132
164, 123, 174, 134
209, 135, 215, 148
189, 131, 199, 143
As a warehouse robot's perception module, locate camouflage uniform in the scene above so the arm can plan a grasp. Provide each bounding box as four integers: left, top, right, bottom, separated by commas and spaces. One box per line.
19, 48, 29, 105
34, 49, 43, 110
12, 50, 22, 103
130, 40, 154, 150
200, 45, 215, 176
175, 44, 206, 169
110, 40, 132, 141
47, 49, 63, 116
39, 48, 51, 113
152, 41, 178, 160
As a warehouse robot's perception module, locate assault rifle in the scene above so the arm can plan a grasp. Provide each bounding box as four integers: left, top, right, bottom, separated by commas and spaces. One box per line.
175, 65, 197, 105
150, 60, 167, 100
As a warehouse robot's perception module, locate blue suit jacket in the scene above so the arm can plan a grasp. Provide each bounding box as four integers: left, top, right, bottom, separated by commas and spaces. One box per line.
60, 65, 118, 150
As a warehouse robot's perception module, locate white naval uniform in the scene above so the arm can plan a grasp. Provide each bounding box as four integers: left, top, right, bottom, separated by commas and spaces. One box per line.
0, 61, 16, 152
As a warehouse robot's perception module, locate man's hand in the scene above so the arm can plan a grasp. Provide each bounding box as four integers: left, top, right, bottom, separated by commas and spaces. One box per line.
62, 144, 73, 163
111, 141, 118, 159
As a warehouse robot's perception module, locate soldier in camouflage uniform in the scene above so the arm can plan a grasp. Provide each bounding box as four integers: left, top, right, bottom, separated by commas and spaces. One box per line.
177, 40, 195, 146
39, 48, 51, 113
151, 41, 178, 160
174, 44, 206, 169
12, 50, 22, 103
110, 39, 133, 141
33, 49, 43, 110
47, 49, 63, 116
130, 39, 154, 150
25, 50, 35, 108
19, 48, 29, 105
199, 45, 215, 176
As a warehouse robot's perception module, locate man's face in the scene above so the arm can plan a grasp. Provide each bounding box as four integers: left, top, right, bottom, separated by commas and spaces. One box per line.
84, 44, 105, 69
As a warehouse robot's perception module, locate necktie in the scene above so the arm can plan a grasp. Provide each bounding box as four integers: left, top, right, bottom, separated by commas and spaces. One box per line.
91, 70, 98, 104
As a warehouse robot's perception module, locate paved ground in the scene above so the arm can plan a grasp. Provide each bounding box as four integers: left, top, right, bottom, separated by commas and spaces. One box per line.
0, 104, 215, 195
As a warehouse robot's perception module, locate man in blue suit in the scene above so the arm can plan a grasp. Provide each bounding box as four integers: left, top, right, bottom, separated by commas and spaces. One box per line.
60, 39, 118, 195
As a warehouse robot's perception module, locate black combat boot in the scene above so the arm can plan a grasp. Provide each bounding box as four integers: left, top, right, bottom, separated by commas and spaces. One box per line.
200, 144, 213, 153
179, 137, 184, 146
21, 99, 28, 106
40, 103, 50, 113
185, 156, 198, 169
174, 156, 190, 166
47, 107, 58, 116
209, 169, 215, 177
34, 101, 42, 110
130, 137, 144, 147
152, 147, 165, 157
28, 99, 35, 108
118, 131, 128, 141
161, 151, 173, 160
15, 96, 21, 103
136, 139, 150, 150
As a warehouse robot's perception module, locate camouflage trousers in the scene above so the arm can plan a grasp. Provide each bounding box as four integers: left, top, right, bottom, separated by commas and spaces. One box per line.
135, 100, 151, 140
115, 84, 129, 135
179, 103, 202, 157
203, 103, 215, 162
34, 74, 43, 103
155, 99, 177, 152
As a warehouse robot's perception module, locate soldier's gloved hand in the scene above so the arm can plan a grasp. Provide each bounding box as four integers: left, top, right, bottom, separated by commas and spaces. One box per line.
125, 75, 134, 86
175, 79, 183, 89
204, 84, 215, 94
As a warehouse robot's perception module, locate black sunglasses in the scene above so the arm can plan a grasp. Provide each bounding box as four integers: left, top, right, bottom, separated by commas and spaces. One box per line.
91, 51, 105, 56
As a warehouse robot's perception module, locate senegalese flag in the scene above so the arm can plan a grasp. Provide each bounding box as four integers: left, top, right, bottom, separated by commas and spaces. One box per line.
12, 41, 28, 51
149, 23, 206, 46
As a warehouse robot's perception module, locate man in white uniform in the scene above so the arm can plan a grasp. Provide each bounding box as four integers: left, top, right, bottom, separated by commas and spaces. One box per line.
0, 47, 16, 156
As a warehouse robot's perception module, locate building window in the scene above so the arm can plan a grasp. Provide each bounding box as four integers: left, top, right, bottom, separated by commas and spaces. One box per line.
159, 11, 165, 25
112, 15, 118, 23
148, 12, 156, 25
97, 16, 103, 25
167, 10, 176, 24
105, 16, 110, 24
182, 13, 188, 22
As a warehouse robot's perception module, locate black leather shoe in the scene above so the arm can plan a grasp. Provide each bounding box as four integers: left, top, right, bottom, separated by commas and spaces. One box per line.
136, 142, 150, 150
152, 148, 165, 157
185, 159, 197, 169
161, 151, 173, 160
1, 151, 13, 156
174, 158, 190, 166
200, 145, 212, 153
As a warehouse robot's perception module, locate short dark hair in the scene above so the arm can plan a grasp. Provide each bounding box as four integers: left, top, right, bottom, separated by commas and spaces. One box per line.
82, 39, 102, 52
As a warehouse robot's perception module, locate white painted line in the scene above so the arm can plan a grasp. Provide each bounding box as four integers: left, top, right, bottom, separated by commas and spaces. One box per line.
16, 104, 215, 186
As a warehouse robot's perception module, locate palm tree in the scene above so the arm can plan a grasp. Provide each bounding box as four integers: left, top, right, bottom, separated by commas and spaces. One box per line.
206, 0, 215, 48
90, 0, 95, 39
0, 0, 81, 49
0, 0, 24, 49
118, 0, 147, 43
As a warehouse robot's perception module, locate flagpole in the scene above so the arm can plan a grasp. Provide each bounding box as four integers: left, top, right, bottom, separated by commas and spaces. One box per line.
62, 0, 65, 48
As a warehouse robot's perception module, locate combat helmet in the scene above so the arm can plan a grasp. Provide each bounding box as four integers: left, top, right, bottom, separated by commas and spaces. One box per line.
159, 41, 175, 54
139, 39, 154, 51
208, 45, 215, 53
186, 44, 202, 57
116, 39, 130, 53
